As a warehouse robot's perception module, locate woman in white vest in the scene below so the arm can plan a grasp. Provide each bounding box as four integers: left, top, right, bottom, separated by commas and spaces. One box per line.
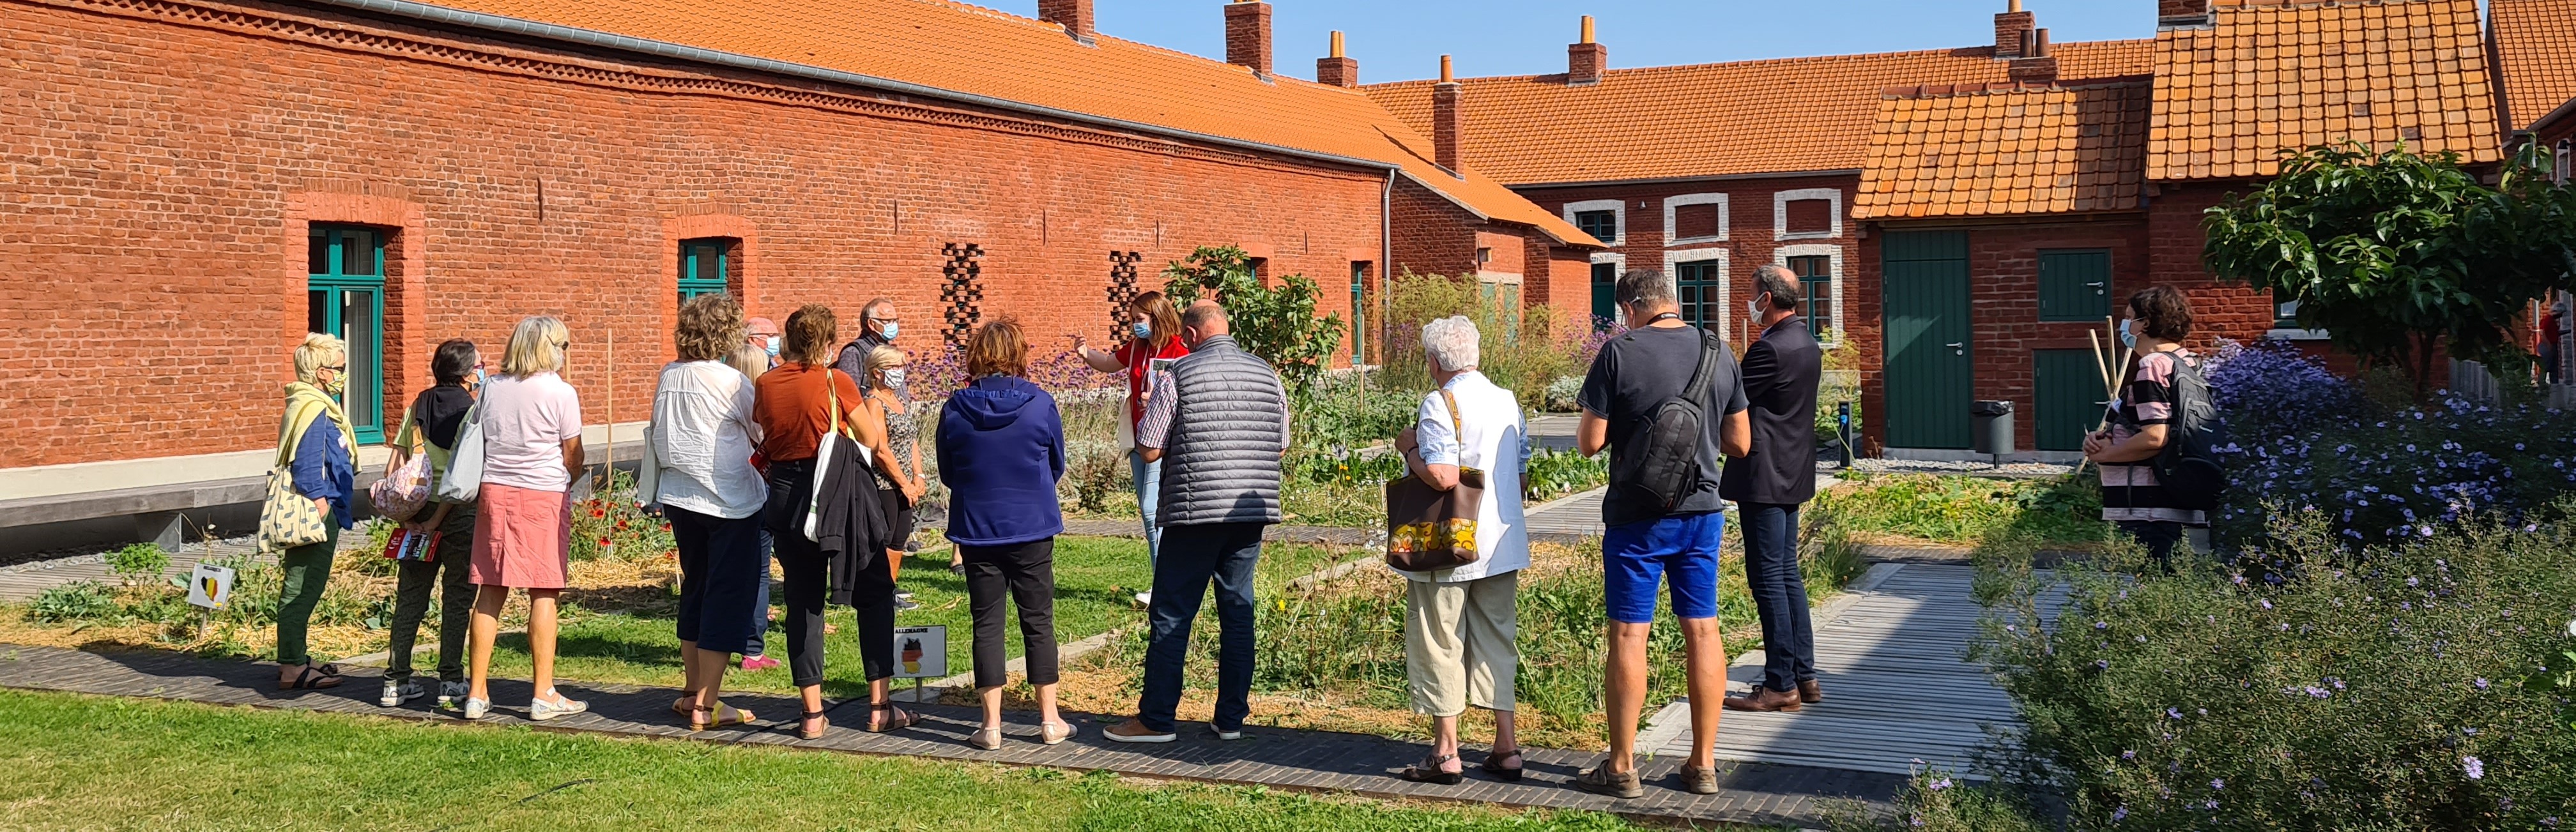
1390, 315, 1530, 785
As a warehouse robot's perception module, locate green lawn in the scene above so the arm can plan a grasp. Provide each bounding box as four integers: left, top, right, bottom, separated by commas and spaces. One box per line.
490, 536, 1361, 700
0, 689, 1674, 831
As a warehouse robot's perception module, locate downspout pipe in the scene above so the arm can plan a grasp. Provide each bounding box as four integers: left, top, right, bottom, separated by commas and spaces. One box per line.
1381, 169, 1395, 370
302, 0, 1400, 176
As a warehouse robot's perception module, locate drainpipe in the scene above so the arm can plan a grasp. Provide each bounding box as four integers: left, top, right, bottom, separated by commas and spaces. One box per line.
1381, 169, 1395, 370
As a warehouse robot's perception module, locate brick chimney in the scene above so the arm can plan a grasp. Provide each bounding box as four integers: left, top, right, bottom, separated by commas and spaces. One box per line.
1038, 0, 1092, 42
1994, 0, 2034, 59
1317, 30, 1358, 87
2159, 0, 2210, 28
1567, 15, 1606, 86
1225, 0, 1273, 76
2007, 28, 2057, 84
1432, 56, 1464, 176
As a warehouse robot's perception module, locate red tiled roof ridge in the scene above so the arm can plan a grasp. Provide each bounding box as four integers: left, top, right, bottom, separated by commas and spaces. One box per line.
1363, 38, 2154, 89
1882, 75, 2155, 100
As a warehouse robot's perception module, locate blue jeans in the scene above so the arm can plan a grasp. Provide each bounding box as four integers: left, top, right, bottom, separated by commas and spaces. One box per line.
1736, 502, 1814, 693
744, 527, 774, 657
1130, 450, 1163, 565
1137, 522, 1264, 733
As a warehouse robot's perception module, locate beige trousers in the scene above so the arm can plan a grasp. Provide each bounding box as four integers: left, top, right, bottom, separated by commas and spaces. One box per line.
1404, 570, 1519, 717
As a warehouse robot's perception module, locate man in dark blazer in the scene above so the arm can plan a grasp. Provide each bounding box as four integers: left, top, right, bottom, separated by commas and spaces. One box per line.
1718, 265, 1825, 712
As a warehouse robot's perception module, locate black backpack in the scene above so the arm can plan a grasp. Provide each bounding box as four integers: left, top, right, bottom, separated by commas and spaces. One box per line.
1611, 328, 1725, 514
2151, 352, 2228, 511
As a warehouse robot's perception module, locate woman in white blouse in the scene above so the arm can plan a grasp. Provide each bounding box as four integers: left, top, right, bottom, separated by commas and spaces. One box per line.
1389, 315, 1530, 785
644, 294, 767, 730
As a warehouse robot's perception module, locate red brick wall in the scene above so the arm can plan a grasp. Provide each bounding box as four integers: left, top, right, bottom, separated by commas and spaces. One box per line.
1392, 180, 1481, 279
2146, 183, 2278, 347
1521, 238, 1593, 334
0, 0, 1387, 467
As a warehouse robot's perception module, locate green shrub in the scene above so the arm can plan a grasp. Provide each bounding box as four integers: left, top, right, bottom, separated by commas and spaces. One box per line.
1542, 375, 1583, 412
1974, 511, 2576, 829
1524, 448, 1606, 503
571, 470, 676, 562
26, 582, 120, 624
104, 543, 171, 585
1377, 271, 1584, 410
1817, 474, 2107, 546
1161, 245, 1345, 393
1822, 770, 2047, 832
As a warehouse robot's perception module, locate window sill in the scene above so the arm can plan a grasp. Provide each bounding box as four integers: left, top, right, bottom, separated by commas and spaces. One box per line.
1664, 235, 1726, 246
2265, 328, 2330, 341
1776, 232, 1839, 241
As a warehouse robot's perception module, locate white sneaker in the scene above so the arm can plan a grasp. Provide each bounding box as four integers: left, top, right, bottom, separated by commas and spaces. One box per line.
1212, 724, 1244, 741
379, 679, 424, 707
436, 681, 469, 710
461, 697, 489, 720
1134, 591, 1153, 607
529, 691, 589, 722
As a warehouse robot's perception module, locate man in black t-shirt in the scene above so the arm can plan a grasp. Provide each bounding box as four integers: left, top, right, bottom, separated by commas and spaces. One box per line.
1570, 269, 1751, 799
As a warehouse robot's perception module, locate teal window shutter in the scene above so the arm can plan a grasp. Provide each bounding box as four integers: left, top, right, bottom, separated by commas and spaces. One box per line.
2037, 250, 2113, 322
678, 239, 732, 303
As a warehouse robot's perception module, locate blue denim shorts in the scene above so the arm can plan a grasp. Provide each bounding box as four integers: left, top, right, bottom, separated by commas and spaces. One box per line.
1600, 511, 1726, 624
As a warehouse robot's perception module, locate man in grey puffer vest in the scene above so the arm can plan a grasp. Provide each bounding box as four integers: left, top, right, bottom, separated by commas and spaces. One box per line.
1106, 300, 1289, 744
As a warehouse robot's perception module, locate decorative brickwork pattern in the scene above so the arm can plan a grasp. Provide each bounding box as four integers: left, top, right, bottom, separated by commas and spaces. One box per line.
1105, 251, 1144, 345
940, 243, 987, 347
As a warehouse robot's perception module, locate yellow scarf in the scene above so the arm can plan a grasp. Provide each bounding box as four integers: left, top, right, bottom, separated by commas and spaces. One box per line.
281, 382, 355, 461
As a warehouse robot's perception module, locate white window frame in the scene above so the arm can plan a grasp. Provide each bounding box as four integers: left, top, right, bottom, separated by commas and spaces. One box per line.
1662, 193, 1729, 246
1563, 199, 1625, 246
2557, 139, 2572, 184
1774, 243, 1843, 348
1664, 246, 1731, 340
1774, 188, 1844, 241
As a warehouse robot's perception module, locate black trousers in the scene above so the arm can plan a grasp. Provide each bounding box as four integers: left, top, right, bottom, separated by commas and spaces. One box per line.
960, 538, 1059, 690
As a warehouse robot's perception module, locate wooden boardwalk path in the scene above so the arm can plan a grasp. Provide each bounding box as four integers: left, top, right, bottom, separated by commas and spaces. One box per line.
1644, 563, 2063, 778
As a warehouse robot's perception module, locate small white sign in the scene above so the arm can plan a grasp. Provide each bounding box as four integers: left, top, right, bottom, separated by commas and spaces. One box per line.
186, 563, 236, 610
893, 625, 946, 679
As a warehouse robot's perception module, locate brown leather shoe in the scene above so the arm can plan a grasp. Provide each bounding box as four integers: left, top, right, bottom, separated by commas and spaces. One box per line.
1798, 679, 1823, 704
1722, 685, 1804, 712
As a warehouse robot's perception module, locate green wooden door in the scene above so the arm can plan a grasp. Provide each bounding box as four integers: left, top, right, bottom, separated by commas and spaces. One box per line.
1591, 262, 1616, 329
2037, 249, 2112, 322
2034, 349, 2106, 451
1881, 231, 1972, 449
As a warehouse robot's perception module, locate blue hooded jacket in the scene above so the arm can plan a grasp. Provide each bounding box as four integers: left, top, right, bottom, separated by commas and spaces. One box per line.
936, 375, 1066, 547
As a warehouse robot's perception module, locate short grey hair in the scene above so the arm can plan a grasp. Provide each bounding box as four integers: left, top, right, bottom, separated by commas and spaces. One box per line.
1614, 269, 1673, 307
1752, 264, 1801, 312
1420, 315, 1480, 373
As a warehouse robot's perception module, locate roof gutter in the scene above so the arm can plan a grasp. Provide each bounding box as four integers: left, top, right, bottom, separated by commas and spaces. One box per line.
299, 0, 1400, 174
1510, 169, 1866, 190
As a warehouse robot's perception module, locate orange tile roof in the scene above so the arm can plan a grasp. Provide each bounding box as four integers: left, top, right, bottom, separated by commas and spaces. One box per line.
395, 0, 1597, 246
1854, 81, 2152, 220
2147, 0, 2504, 181
2490, 0, 2576, 130
1363, 40, 2154, 186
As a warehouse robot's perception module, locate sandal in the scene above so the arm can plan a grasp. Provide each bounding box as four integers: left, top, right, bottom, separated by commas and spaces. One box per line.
687, 704, 756, 730
1399, 753, 1464, 785
279, 662, 344, 690
1481, 749, 1525, 782
864, 702, 916, 733
797, 709, 831, 741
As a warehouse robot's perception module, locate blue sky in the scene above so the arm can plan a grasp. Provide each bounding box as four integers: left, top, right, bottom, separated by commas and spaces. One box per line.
979, 1, 2155, 82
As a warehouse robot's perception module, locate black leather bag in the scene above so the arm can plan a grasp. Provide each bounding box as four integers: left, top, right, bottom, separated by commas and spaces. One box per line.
1609, 328, 1724, 514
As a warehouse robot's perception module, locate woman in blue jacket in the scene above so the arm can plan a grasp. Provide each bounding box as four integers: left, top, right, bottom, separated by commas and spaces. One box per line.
277, 333, 356, 690
936, 318, 1072, 750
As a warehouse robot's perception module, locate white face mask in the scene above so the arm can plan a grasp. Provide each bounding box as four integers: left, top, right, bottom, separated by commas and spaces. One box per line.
881, 367, 907, 390
1747, 295, 1768, 321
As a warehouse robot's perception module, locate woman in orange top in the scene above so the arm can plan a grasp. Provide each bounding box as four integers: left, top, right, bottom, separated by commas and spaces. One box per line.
1073, 291, 1188, 606
753, 303, 915, 739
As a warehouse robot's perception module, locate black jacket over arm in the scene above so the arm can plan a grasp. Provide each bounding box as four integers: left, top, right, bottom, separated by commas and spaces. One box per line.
1719, 318, 1823, 506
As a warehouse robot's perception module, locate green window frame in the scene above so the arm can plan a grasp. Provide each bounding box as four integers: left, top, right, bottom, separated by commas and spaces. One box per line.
1676, 259, 1724, 330
2037, 249, 2113, 322
678, 238, 731, 304
1590, 261, 1618, 329
1349, 262, 1368, 367
1574, 210, 1617, 243
307, 225, 387, 444
1788, 255, 1834, 337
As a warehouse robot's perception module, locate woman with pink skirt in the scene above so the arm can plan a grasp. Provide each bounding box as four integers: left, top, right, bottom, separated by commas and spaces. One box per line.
461, 315, 590, 722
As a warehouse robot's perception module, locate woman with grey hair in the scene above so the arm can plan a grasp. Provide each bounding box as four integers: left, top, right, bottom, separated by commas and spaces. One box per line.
1390, 315, 1531, 784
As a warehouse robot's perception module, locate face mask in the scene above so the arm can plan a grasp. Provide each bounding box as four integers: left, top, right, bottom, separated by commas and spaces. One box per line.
471, 367, 486, 386
322, 374, 348, 395
1747, 295, 1768, 321
882, 368, 907, 390
763, 337, 781, 358
2119, 318, 2138, 350
877, 321, 900, 342
1131, 321, 1154, 340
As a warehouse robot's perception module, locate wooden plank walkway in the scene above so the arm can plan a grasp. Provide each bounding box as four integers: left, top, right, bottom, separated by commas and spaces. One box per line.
1646, 563, 2063, 779
0, 644, 1902, 828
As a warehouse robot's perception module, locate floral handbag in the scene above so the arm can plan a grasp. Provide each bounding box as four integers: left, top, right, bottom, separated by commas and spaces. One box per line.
1383, 390, 1485, 573
258, 401, 333, 552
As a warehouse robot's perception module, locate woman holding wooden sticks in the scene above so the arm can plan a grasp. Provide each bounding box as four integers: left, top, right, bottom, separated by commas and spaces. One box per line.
2083, 287, 2205, 569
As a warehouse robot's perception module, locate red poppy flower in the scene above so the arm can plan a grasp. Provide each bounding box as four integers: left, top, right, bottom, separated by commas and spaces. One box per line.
597, 536, 612, 546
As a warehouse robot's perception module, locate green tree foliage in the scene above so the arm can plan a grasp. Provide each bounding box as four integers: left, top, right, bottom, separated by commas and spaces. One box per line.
2202, 142, 2576, 394
1160, 245, 1346, 393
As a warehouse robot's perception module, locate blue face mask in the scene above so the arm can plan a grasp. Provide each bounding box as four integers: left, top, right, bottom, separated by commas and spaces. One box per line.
472, 367, 486, 386
877, 321, 900, 342
2118, 318, 2138, 350
763, 337, 781, 358
1131, 321, 1154, 340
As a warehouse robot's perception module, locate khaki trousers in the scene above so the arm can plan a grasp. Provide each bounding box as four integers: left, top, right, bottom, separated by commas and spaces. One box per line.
1404, 570, 1519, 717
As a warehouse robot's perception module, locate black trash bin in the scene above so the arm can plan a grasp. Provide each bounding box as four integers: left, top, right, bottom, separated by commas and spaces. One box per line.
1971, 400, 2015, 458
